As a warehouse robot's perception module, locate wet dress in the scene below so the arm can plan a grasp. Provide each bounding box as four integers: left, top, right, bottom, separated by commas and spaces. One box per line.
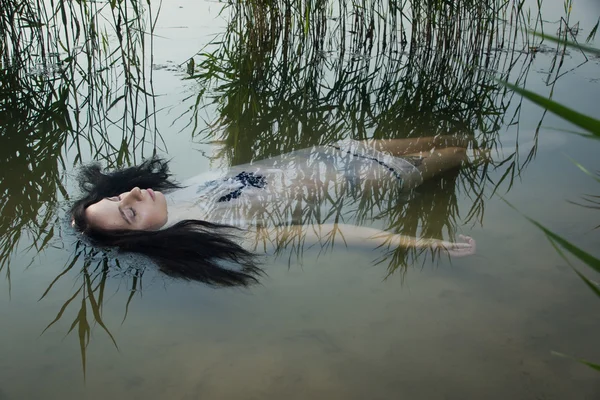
165, 140, 424, 229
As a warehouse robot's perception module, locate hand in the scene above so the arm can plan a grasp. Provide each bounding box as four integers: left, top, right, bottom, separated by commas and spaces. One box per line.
436, 235, 476, 257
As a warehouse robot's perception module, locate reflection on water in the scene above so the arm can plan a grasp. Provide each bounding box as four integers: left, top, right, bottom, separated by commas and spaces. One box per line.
187, 0, 533, 162
0, 0, 599, 397
0, 0, 162, 376
170, 137, 472, 272
38, 244, 147, 378
0, 0, 160, 285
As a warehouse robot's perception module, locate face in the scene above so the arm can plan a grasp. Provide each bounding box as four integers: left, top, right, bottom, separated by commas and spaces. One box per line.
85, 187, 168, 231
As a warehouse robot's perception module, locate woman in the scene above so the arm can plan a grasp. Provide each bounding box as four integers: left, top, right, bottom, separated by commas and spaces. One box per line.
71, 135, 476, 286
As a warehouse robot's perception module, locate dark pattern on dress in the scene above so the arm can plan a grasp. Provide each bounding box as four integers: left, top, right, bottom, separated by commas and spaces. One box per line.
217, 171, 267, 202
329, 145, 422, 184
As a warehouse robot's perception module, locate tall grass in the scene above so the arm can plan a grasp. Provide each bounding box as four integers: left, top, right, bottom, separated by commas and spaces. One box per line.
0, 0, 160, 287
181, 0, 546, 273
1, 0, 159, 375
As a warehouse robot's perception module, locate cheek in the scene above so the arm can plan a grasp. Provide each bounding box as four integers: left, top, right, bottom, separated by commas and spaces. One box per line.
159, 197, 169, 219
157, 207, 168, 224
142, 202, 168, 229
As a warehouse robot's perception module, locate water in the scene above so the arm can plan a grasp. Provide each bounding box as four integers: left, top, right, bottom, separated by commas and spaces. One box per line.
1, 0, 600, 399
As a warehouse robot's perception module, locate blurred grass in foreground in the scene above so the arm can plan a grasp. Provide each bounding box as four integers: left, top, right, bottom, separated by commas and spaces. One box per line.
502, 30, 600, 371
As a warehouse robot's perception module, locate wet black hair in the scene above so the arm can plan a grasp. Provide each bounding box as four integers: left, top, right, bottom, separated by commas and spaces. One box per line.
70, 158, 262, 286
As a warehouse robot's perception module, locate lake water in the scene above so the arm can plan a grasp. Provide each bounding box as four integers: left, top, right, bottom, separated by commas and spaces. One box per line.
1, 0, 600, 399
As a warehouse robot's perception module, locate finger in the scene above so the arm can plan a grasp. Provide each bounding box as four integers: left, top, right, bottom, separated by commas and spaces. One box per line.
458, 234, 472, 242
448, 249, 469, 257
443, 243, 471, 249
447, 244, 476, 257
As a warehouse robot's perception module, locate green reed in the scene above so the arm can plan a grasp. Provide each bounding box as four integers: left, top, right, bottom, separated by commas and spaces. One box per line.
502, 34, 600, 371
39, 243, 145, 379
181, 0, 544, 274
0, 0, 160, 284
1, 0, 159, 376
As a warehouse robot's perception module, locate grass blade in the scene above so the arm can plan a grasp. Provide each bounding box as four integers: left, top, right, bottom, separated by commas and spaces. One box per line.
503, 199, 600, 274
499, 81, 600, 138
552, 351, 600, 372
531, 32, 600, 56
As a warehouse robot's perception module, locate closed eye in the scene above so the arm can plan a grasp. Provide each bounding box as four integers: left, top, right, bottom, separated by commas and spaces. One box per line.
119, 207, 133, 225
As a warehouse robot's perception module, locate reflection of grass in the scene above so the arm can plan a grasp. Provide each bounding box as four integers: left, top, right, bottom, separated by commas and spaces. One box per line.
40, 244, 145, 379
502, 34, 600, 371
0, 0, 160, 290
1, 0, 160, 376
186, 0, 541, 163
182, 0, 546, 274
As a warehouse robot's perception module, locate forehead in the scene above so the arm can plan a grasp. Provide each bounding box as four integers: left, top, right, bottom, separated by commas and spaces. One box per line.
85, 199, 127, 230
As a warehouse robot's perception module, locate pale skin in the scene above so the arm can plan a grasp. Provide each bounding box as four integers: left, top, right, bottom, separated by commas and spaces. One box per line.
83, 135, 477, 256
85, 187, 169, 231
253, 223, 476, 257
250, 136, 476, 256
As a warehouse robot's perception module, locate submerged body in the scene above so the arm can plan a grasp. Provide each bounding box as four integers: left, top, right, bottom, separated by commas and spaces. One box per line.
72, 135, 476, 286
166, 140, 425, 229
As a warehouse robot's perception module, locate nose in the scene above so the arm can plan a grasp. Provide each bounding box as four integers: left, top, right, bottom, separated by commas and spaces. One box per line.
122, 187, 143, 203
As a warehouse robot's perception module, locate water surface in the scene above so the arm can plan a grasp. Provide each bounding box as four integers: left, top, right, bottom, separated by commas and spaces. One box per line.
1, 0, 599, 399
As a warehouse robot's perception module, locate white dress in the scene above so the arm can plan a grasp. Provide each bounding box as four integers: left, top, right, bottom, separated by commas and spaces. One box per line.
165, 140, 424, 229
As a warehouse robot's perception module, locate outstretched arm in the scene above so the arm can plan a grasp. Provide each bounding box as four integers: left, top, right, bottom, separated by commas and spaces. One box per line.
313, 223, 476, 257
253, 223, 476, 257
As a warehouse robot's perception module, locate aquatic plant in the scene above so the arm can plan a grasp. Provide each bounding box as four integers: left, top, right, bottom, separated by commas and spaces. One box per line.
0, 0, 161, 289
39, 244, 144, 379
181, 0, 546, 274
0, 0, 160, 376
502, 32, 600, 371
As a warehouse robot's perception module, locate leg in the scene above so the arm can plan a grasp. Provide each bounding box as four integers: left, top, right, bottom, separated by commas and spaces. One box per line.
414, 147, 468, 182
367, 135, 473, 156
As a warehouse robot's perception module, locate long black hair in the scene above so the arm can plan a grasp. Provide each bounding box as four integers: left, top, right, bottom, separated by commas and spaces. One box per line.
70, 157, 262, 286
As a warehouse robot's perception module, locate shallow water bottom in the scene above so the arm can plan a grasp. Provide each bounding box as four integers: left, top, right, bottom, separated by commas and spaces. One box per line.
2, 219, 600, 400
2, 133, 600, 400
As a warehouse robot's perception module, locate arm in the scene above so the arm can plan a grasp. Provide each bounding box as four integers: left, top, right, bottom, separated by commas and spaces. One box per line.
253, 223, 476, 257
314, 223, 476, 257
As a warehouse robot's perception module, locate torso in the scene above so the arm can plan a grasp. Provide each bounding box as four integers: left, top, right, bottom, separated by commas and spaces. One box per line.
165, 140, 423, 229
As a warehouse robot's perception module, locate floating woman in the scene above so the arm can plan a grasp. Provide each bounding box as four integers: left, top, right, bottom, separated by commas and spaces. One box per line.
70, 135, 477, 286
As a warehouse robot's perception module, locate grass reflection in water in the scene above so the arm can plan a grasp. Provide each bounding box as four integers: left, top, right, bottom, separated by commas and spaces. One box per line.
1, 0, 160, 376
1, 0, 596, 381
181, 0, 550, 275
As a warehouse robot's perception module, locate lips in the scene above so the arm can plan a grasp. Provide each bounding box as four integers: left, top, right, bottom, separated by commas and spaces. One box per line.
147, 188, 155, 201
